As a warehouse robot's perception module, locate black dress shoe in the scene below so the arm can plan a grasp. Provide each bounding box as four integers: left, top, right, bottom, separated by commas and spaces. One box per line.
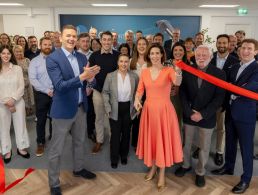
88, 133, 96, 143
232, 181, 249, 194
3, 151, 12, 164
121, 158, 127, 165
175, 166, 192, 177
50, 186, 62, 195
211, 167, 233, 175
111, 163, 118, 169
253, 154, 258, 160
73, 169, 96, 179
214, 152, 224, 166
192, 148, 200, 159
195, 175, 205, 187
17, 149, 30, 159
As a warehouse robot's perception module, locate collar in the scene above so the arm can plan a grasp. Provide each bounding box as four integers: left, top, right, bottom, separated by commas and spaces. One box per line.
240, 59, 255, 67
78, 48, 92, 55
217, 52, 229, 60
61, 47, 76, 57
101, 48, 113, 54
40, 52, 48, 59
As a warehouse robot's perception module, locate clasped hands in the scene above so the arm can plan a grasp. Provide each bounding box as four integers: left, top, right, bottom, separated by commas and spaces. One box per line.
190, 109, 203, 122
4, 98, 16, 113
80, 64, 100, 81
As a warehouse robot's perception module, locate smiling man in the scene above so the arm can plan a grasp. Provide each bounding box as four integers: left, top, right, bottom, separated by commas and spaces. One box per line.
175, 45, 226, 188
212, 39, 258, 194
46, 25, 100, 195
209, 34, 239, 166
89, 31, 120, 154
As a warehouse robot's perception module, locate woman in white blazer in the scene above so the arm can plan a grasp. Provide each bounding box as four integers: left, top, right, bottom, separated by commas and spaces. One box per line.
102, 54, 139, 169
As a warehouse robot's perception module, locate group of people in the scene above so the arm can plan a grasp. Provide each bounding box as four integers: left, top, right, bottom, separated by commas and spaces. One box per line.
0, 25, 258, 195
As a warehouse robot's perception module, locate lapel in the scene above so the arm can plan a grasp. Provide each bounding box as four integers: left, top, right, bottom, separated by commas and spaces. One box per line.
59, 49, 75, 78
75, 51, 84, 74
235, 61, 257, 84
112, 71, 118, 99
189, 64, 199, 90
129, 71, 135, 100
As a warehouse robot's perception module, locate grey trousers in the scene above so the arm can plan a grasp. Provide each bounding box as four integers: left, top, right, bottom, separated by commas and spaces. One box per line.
48, 106, 86, 188
183, 124, 214, 176
92, 90, 110, 143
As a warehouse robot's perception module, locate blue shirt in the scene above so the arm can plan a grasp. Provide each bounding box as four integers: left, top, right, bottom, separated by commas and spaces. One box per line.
29, 53, 53, 94
61, 47, 83, 103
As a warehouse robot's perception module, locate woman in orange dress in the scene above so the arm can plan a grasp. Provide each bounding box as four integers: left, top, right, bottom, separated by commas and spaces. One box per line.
134, 44, 183, 191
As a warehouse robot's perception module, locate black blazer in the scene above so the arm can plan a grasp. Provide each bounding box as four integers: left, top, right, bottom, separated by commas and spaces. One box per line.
164, 39, 184, 51
228, 60, 258, 123
210, 52, 239, 80
180, 63, 226, 128
210, 52, 239, 110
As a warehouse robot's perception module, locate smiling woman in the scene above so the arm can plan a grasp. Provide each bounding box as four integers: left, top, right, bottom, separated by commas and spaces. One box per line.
0, 45, 30, 164
102, 53, 139, 169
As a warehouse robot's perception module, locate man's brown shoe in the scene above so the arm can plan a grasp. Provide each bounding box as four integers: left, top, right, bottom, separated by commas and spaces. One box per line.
36, 144, 45, 157
92, 143, 102, 154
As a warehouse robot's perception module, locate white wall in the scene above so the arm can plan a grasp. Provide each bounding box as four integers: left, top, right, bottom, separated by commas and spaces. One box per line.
1, 7, 258, 43
0, 8, 53, 39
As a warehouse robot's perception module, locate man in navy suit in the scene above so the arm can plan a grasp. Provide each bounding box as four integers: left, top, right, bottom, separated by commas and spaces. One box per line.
212, 39, 258, 194
46, 25, 100, 195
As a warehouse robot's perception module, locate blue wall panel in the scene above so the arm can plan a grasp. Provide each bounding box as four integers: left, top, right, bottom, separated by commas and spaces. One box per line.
60, 15, 200, 42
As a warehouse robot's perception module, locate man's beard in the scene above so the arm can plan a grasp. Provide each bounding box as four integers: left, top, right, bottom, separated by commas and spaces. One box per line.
42, 48, 51, 55
218, 47, 227, 54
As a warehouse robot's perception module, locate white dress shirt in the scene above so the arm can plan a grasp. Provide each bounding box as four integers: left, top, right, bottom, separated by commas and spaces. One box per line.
0, 63, 24, 103
117, 72, 131, 102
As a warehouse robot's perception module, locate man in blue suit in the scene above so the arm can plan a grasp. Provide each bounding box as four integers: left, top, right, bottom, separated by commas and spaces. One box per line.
212, 39, 258, 194
46, 25, 100, 195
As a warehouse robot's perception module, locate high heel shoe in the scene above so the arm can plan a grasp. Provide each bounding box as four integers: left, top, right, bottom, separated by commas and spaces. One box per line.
17, 149, 30, 159
144, 171, 157, 181
157, 183, 166, 192
3, 151, 12, 164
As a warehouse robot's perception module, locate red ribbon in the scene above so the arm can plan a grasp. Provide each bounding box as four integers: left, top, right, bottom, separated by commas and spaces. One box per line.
176, 61, 258, 101
0, 158, 34, 194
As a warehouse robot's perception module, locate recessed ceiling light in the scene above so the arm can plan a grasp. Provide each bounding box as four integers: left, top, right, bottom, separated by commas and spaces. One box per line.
199, 5, 240, 8
91, 3, 128, 7
0, 3, 24, 6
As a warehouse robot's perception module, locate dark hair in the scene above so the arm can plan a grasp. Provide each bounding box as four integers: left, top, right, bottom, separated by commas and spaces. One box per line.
100, 31, 113, 39
153, 33, 164, 41
241, 39, 258, 50
195, 32, 204, 38
118, 43, 131, 55
90, 38, 101, 51
146, 43, 166, 67
78, 32, 90, 40
61, 25, 77, 34
130, 37, 149, 70
136, 30, 143, 34
118, 53, 130, 60
171, 42, 189, 64
0, 33, 11, 46
235, 30, 246, 36
0, 45, 18, 72
28, 35, 37, 40
216, 34, 230, 42
184, 37, 195, 44
17, 36, 29, 51
39, 37, 51, 45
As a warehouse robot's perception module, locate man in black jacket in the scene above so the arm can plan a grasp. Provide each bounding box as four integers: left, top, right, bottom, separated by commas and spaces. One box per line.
175, 45, 226, 187
210, 34, 239, 166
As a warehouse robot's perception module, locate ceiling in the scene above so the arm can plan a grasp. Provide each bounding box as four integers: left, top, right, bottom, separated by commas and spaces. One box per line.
1, 0, 258, 9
